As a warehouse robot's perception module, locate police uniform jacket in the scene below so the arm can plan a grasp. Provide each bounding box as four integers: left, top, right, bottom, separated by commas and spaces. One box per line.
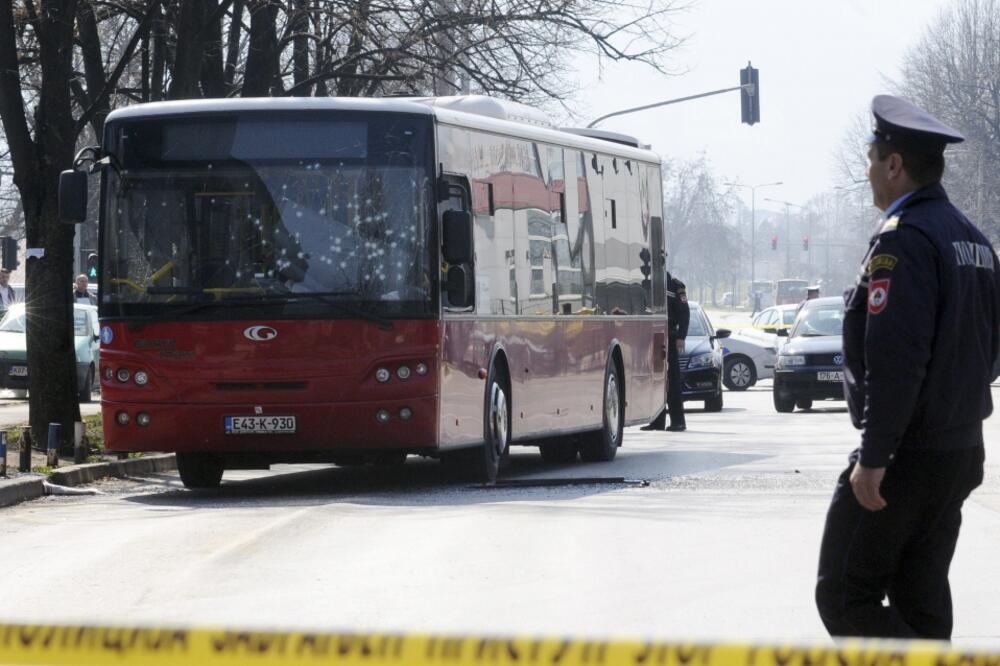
844, 182, 1000, 467
667, 273, 690, 341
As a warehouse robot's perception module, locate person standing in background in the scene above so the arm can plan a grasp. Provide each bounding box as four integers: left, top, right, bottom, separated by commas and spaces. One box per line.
643, 267, 690, 431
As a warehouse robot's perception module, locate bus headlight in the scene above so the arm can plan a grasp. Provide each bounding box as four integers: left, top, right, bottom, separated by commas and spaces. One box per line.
116, 368, 131, 383
415, 363, 428, 376
134, 371, 149, 386
376, 409, 391, 424
375, 368, 391, 383
396, 366, 411, 380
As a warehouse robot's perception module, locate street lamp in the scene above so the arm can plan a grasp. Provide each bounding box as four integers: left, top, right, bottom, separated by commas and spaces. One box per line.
725, 180, 782, 312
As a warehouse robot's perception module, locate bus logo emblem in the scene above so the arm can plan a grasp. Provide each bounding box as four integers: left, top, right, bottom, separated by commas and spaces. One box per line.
244, 326, 277, 342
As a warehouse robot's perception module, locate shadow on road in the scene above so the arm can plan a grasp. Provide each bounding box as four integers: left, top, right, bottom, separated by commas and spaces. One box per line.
122, 447, 766, 510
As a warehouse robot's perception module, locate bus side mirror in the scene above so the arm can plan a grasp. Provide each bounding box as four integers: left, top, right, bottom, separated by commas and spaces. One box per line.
442, 210, 473, 265
59, 170, 88, 224
446, 265, 473, 308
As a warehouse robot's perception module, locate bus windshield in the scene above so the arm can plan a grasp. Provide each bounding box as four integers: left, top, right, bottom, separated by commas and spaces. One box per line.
102, 112, 436, 318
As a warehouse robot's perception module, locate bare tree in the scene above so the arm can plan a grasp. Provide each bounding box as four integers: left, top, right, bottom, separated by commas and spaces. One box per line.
897, 0, 1000, 241
663, 155, 741, 304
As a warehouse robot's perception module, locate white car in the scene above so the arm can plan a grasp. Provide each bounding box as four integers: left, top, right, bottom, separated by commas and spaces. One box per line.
720, 304, 799, 390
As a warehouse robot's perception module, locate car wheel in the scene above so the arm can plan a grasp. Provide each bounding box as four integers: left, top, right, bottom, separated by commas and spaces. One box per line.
704, 389, 723, 412
773, 390, 795, 413
539, 438, 578, 463
723, 356, 756, 391
796, 399, 813, 410
176, 452, 225, 489
579, 357, 623, 462
78, 365, 94, 403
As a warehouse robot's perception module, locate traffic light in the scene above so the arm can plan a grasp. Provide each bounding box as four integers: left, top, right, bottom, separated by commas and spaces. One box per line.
802, 236, 810, 251
86, 253, 98, 280
1, 237, 17, 271
771, 235, 778, 250
740, 62, 760, 125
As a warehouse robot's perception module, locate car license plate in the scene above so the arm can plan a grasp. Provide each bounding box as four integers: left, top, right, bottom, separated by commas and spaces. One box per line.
817, 371, 844, 382
9, 365, 27, 377
224, 415, 296, 434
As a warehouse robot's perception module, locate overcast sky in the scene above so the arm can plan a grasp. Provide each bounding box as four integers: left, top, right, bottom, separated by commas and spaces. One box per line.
568, 0, 948, 208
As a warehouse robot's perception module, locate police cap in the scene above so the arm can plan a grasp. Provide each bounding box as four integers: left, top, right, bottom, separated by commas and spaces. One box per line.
869, 95, 964, 154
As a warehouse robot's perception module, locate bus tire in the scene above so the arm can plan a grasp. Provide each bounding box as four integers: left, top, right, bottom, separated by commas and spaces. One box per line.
176, 452, 225, 489
579, 357, 623, 462
470, 362, 510, 484
539, 438, 578, 463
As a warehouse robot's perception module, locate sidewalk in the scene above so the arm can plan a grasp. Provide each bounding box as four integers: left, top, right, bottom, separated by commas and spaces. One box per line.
1, 440, 175, 508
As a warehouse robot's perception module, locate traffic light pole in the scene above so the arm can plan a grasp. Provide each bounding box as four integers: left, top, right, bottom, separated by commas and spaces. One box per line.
587, 85, 752, 128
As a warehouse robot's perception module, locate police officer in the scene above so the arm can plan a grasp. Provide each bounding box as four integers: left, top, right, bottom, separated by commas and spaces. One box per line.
643, 269, 690, 431
815, 95, 1000, 639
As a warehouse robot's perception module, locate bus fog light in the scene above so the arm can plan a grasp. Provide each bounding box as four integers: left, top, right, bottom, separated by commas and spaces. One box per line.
136, 412, 151, 427
102, 367, 113, 381
396, 366, 411, 380
376, 409, 391, 424
116, 368, 131, 383
415, 363, 428, 376
399, 407, 413, 421
375, 368, 391, 383
134, 371, 149, 386
116, 411, 130, 426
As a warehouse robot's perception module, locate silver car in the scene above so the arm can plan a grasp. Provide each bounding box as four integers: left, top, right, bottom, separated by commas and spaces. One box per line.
720, 304, 798, 390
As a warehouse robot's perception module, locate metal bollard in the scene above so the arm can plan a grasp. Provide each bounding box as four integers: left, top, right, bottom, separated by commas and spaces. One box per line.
19, 427, 31, 472
73, 421, 86, 464
0, 431, 6, 477
46, 423, 60, 468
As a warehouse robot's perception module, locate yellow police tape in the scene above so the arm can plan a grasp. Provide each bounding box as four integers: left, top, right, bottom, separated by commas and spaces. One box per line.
0, 625, 998, 666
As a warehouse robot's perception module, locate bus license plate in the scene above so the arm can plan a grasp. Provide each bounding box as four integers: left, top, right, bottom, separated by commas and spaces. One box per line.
817, 371, 844, 382
225, 415, 296, 434
9, 365, 27, 377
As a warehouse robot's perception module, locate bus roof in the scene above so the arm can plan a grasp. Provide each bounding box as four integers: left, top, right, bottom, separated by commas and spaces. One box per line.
105, 96, 661, 165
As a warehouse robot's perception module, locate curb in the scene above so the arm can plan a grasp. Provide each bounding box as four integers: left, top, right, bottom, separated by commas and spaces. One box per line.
1, 453, 176, 509
0, 476, 45, 508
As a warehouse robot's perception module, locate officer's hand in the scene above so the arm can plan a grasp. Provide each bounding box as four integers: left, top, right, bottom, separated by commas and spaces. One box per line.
850, 463, 887, 511
675, 339, 685, 354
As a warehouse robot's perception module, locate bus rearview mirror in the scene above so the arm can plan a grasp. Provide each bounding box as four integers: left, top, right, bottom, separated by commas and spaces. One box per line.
59, 170, 88, 224
442, 210, 473, 264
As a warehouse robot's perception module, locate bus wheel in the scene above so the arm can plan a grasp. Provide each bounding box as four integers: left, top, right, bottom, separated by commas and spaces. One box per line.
579, 359, 622, 462
539, 438, 578, 463
374, 452, 408, 466
474, 364, 511, 484
176, 452, 224, 489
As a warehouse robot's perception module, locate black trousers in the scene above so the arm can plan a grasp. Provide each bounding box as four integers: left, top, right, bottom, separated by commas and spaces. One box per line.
815, 444, 984, 639
649, 339, 685, 429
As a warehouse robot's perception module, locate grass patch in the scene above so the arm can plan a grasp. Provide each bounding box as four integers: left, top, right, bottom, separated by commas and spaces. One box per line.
31, 465, 52, 474
83, 414, 104, 451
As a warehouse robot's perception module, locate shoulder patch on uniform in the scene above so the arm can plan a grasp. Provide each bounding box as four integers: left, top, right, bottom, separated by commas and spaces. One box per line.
867, 254, 898, 273
868, 278, 890, 314
879, 215, 901, 234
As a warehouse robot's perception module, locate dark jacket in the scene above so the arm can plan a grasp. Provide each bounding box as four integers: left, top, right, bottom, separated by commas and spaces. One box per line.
667, 272, 690, 341
843, 182, 1000, 467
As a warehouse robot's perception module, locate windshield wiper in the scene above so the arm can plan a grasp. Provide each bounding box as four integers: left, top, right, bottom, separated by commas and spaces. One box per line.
259, 292, 394, 330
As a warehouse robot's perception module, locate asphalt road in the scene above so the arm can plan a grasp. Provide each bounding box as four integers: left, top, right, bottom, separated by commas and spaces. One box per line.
2, 385, 999, 643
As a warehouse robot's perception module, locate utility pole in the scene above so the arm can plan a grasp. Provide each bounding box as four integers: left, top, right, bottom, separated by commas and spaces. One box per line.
725, 181, 782, 312
764, 198, 803, 278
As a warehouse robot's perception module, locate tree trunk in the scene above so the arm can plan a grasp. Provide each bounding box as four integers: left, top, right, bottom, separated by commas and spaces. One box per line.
168, 0, 205, 99
6, 0, 84, 453
242, 0, 280, 97
223, 0, 244, 92
151, 1, 166, 100
290, 0, 310, 96
200, 0, 226, 98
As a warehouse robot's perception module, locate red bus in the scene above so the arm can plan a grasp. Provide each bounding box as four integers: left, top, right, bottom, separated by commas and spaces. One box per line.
60, 96, 667, 487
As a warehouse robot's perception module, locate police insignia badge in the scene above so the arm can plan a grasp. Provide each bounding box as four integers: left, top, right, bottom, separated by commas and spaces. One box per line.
879, 215, 900, 234
868, 278, 890, 314
868, 254, 898, 273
